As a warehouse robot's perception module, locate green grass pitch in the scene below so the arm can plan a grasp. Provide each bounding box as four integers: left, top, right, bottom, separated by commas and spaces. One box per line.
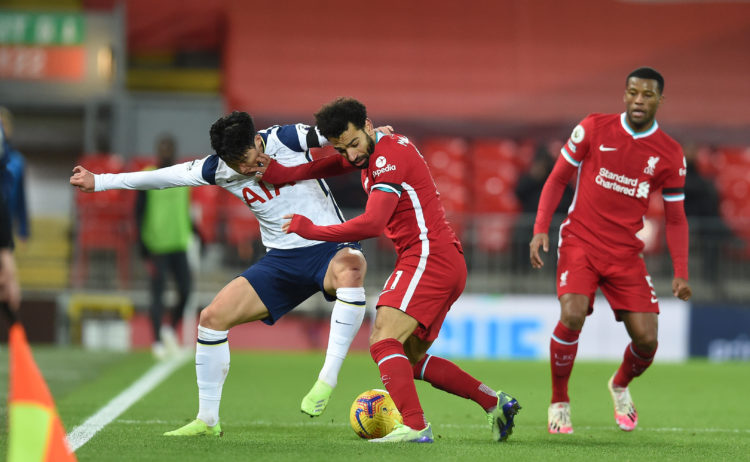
1, 348, 749, 461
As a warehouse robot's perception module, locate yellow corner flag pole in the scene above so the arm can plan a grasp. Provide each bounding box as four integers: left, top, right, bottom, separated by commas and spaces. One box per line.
7, 312, 77, 462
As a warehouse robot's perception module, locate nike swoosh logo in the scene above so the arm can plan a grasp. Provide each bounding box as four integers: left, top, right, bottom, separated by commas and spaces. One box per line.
651, 297, 658, 303
226, 178, 236, 183
599, 144, 617, 151
334, 320, 352, 325
554, 362, 572, 367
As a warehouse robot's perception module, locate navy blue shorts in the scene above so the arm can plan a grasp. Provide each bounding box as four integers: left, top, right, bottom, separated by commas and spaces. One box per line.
239, 241, 362, 325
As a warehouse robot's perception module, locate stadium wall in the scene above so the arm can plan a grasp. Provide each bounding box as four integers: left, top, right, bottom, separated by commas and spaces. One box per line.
224, 0, 750, 142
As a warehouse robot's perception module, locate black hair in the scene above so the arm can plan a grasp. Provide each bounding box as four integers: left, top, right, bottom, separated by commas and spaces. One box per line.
626, 67, 664, 94
314, 97, 367, 140
209, 111, 256, 164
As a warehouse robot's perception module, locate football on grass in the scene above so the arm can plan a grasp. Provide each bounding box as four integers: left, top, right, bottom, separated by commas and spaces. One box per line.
349, 389, 403, 439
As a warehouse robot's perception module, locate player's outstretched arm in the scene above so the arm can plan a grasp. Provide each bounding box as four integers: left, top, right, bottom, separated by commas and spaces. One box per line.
529, 233, 549, 269
282, 190, 398, 242
70, 166, 96, 192
256, 154, 354, 184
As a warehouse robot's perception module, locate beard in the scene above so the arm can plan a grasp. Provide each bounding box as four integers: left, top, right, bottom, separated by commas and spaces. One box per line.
626, 109, 654, 132
346, 134, 376, 169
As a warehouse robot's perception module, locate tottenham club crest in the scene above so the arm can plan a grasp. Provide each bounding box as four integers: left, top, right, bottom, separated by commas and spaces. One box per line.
644, 156, 660, 175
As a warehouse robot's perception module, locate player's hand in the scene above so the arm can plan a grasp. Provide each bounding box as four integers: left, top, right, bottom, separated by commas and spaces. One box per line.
248, 153, 272, 176
375, 125, 394, 136
0, 250, 21, 312
70, 166, 95, 192
529, 233, 549, 269
672, 277, 692, 301
282, 214, 294, 233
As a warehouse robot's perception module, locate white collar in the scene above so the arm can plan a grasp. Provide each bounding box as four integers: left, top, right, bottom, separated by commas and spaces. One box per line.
620, 112, 659, 139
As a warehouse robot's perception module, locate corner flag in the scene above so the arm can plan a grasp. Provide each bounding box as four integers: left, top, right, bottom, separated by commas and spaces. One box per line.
7, 322, 77, 462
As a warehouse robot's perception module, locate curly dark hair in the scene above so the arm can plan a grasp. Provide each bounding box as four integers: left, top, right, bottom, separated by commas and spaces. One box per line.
209, 111, 256, 164
627, 67, 664, 94
314, 97, 367, 140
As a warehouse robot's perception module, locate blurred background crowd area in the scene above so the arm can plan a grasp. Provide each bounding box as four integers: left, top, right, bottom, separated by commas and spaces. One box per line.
1, 0, 749, 329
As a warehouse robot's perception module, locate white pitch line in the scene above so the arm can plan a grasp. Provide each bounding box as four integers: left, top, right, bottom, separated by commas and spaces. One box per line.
66, 351, 191, 452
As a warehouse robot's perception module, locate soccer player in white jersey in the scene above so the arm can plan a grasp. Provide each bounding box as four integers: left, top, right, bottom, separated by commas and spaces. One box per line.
70, 111, 382, 436
529, 67, 692, 434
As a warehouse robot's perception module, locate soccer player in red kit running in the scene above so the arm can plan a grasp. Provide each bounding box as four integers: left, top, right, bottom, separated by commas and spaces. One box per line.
529, 67, 692, 434
257, 97, 521, 443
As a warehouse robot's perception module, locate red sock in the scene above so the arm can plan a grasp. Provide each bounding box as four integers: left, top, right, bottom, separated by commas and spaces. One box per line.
613, 342, 657, 388
370, 338, 426, 430
550, 321, 580, 403
413, 354, 498, 412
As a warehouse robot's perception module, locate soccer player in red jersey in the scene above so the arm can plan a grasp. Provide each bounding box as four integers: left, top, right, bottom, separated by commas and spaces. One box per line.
258, 97, 521, 443
529, 67, 693, 434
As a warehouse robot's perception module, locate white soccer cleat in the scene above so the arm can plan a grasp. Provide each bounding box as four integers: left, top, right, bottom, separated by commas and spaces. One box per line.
548, 402, 573, 434
160, 325, 181, 356
608, 375, 638, 431
152, 342, 168, 361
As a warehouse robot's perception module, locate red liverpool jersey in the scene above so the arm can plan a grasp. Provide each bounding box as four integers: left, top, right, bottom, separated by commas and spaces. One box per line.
362, 133, 461, 257
550, 113, 686, 259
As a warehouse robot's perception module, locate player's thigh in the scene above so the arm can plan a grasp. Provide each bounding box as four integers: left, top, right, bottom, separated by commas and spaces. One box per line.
370, 305, 419, 345
600, 257, 659, 315
378, 247, 466, 343
199, 277, 269, 330
559, 293, 591, 330
557, 243, 599, 321
323, 245, 367, 293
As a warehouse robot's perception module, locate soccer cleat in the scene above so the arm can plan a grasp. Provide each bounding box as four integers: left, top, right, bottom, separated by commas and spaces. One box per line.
152, 342, 168, 361
486, 391, 521, 442
160, 325, 181, 356
369, 422, 434, 443
608, 375, 638, 431
301, 379, 334, 417
548, 402, 573, 434
163, 419, 223, 437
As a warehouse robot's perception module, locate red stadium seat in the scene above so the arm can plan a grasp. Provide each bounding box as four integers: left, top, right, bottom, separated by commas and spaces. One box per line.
73, 153, 133, 288
715, 146, 750, 171
636, 193, 666, 254
221, 191, 261, 261
421, 137, 470, 183
190, 186, 221, 243
126, 156, 156, 172
474, 213, 518, 253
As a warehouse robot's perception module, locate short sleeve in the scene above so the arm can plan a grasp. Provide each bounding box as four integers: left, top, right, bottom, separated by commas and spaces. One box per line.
560, 115, 594, 167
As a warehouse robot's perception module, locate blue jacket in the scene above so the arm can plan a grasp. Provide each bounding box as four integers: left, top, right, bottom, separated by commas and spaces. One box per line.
0, 122, 28, 239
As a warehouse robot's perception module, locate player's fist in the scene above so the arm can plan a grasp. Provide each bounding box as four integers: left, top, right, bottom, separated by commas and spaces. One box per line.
672, 277, 692, 301
70, 166, 95, 192
529, 233, 549, 269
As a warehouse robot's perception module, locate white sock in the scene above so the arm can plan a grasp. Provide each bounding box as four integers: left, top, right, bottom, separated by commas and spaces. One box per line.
195, 325, 230, 427
318, 287, 366, 388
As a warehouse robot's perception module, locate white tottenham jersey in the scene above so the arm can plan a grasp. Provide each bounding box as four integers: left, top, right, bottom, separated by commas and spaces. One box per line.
94, 124, 347, 250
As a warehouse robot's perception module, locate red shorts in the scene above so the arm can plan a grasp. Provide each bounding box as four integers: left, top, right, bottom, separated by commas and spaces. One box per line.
557, 241, 659, 319
376, 244, 467, 342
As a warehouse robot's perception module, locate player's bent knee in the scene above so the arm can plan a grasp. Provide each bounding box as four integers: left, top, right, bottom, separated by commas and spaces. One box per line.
633, 336, 658, 353
328, 253, 367, 288
198, 304, 231, 331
